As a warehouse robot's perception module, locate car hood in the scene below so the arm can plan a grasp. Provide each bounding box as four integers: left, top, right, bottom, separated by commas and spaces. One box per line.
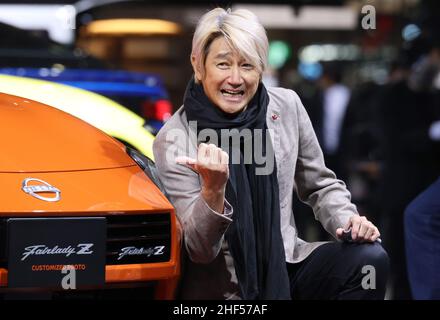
0, 93, 134, 172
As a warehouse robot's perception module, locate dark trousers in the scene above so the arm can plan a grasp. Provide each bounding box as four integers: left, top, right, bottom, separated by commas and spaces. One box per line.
287, 242, 389, 300
405, 177, 440, 299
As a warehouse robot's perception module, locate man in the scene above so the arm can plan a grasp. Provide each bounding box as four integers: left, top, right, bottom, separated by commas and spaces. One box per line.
315, 63, 351, 180
153, 8, 388, 300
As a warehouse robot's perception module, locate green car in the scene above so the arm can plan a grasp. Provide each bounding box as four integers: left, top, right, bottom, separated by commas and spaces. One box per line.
0, 74, 155, 160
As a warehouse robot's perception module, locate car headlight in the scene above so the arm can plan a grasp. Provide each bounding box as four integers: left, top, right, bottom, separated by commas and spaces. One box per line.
126, 146, 169, 198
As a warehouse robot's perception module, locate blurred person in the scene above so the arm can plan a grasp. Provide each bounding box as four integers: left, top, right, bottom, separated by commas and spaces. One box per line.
403, 37, 440, 300
377, 33, 440, 300
404, 177, 440, 299
315, 63, 351, 181
153, 8, 388, 300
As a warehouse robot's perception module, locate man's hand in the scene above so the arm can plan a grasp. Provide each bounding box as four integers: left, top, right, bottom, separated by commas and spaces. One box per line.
176, 143, 229, 213
336, 215, 381, 243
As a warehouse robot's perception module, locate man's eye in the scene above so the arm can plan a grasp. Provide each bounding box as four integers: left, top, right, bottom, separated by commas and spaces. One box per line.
242, 64, 254, 70
217, 63, 229, 69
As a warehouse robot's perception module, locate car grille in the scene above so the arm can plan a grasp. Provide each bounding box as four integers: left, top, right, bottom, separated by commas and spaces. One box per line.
0, 213, 172, 268
106, 213, 171, 265
0, 220, 6, 268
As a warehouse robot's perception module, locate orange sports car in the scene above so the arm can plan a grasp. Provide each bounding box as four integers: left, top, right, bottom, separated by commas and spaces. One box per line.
0, 92, 180, 299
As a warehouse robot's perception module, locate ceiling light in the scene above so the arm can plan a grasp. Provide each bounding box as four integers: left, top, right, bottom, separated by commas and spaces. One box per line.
84, 19, 181, 36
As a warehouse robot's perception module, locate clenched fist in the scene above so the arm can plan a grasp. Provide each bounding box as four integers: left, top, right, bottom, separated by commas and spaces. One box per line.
176, 143, 229, 213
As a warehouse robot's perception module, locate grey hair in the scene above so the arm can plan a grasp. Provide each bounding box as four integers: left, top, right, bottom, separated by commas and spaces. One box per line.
191, 8, 268, 82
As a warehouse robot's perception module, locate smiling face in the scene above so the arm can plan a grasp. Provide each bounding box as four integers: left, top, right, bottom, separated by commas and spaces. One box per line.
192, 37, 261, 114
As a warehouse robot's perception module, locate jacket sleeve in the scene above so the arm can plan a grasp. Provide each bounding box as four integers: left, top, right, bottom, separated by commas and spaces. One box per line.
153, 128, 233, 264
291, 91, 358, 238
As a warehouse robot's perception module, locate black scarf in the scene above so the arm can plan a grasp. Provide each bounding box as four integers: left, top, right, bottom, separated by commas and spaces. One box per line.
184, 78, 291, 300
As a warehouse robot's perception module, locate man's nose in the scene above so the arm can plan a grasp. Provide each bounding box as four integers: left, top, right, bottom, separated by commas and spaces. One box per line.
228, 66, 243, 85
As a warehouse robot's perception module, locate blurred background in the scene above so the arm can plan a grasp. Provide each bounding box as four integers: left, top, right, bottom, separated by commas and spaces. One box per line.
1, 0, 439, 300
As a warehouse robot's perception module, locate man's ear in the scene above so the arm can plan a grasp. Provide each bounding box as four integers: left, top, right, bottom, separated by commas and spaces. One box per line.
191, 55, 203, 82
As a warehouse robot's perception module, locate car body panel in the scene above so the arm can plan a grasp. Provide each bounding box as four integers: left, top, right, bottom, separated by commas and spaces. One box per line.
0, 68, 172, 133
0, 74, 155, 159
0, 93, 134, 172
0, 68, 167, 96
0, 166, 172, 213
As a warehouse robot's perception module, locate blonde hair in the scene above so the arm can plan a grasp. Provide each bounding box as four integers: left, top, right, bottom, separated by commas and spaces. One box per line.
191, 8, 268, 81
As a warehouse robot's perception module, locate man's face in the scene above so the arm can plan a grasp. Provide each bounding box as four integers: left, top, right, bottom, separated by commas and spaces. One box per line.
193, 37, 261, 114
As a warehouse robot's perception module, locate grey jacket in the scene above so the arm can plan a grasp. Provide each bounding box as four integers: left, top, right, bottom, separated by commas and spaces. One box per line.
153, 87, 358, 299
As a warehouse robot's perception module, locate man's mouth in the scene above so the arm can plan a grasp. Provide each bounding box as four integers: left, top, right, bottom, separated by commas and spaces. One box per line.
221, 89, 244, 97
